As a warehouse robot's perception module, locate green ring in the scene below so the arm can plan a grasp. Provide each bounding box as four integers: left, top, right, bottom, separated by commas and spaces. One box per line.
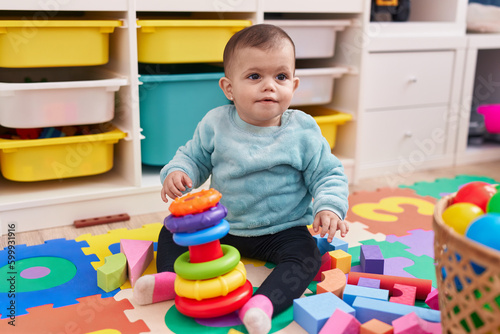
174, 244, 240, 280
0, 256, 76, 293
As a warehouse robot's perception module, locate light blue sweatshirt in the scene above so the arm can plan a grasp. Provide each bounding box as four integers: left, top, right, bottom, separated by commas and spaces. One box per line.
160, 104, 349, 237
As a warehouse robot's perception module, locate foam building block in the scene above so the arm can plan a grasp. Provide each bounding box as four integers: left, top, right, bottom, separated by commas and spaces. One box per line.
342, 284, 389, 306
358, 277, 381, 289
314, 234, 349, 255
348, 272, 432, 300
120, 239, 154, 287
294, 292, 355, 334
329, 249, 352, 274
319, 308, 361, 334
360, 245, 384, 274
314, 253, 332, 281
352, 297, 441, 325
360, 318, 394, 334
425, 289, 439, 310
97, 253, 127, 292
316, 268, 347, 297
392, 312, 442, 334
389, 284, 417, 306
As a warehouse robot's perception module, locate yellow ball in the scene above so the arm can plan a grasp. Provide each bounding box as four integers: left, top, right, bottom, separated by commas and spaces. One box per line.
442, 203, 484, 235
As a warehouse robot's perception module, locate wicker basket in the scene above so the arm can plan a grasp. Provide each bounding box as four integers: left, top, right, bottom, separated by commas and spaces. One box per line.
433, 195, 500, 334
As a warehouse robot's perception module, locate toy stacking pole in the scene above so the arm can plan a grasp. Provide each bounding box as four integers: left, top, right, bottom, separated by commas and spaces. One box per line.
164, 188, 253, 318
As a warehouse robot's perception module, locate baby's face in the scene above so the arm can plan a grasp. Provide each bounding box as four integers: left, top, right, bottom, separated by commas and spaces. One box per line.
223, 42, 299, 127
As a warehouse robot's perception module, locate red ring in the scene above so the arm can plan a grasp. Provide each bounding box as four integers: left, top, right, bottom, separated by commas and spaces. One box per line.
174, 280, 253, 318
169, 188, 222, 216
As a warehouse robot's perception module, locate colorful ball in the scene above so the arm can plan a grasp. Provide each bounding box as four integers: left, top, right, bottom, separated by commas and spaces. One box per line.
452, 181, 497, 212
465, 213, 500, 252
442, 203, 484, 235
486, 192, 500, 214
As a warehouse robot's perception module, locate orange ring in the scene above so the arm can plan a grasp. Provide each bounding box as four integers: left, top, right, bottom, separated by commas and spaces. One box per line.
170, 188, 222, 216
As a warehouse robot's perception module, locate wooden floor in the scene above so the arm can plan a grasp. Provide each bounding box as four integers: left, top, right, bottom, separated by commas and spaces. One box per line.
3, 160, 500, 247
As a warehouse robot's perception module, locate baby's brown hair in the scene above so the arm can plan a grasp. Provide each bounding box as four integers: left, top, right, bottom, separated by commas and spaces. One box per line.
223, 24, 296, 76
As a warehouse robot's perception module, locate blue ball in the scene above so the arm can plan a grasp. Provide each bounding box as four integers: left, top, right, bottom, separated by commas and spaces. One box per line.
465, 213, 500, 252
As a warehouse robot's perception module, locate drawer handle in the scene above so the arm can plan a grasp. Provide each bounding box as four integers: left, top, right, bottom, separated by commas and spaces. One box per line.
404, 131, 413, 138
408, 76, 418, 83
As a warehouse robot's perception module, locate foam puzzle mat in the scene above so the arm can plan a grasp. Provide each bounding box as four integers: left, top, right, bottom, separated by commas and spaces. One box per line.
0, 174, 497, 333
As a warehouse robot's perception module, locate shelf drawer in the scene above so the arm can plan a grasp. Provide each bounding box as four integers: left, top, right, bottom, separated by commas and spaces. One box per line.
365, 51, 454, 110
0, 20, 122, 68
359, 106, 448, 165
292, 67, 349, 106
137, 20, 251, 64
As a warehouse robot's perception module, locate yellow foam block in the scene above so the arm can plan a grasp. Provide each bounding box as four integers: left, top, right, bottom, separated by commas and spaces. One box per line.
329, 249, 352, 274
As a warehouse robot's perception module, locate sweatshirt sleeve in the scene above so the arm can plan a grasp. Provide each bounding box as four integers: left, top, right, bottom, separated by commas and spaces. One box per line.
302, 134, 349, 221
160, 113, 215, 188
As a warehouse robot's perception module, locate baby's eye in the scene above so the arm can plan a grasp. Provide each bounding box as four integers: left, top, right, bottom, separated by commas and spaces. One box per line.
248, 73, 260, 80
276, 73, 287, 81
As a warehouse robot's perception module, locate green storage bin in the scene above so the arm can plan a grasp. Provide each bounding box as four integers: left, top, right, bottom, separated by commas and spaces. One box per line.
139, 67, 229, 166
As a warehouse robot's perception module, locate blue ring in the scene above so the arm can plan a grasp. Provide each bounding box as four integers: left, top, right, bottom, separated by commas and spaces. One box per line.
165, 203, 227, 233
173, 219, 230, 246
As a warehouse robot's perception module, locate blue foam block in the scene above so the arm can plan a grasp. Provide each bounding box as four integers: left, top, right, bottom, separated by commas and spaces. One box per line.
342, 284, 389, 306
294, 292, 355, 334
313, 235, 349, 255
352, 296, 441, 324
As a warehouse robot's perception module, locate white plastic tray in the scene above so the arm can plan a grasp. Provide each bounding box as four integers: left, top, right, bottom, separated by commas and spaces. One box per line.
292, 67, 349, 106
0, 68, 128, 128
265, 20, 351, 59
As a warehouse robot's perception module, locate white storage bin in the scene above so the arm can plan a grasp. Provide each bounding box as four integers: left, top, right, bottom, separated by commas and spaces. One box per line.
0, 68, 128, 128
292, 67, 349, 106
265, 20, 351, 59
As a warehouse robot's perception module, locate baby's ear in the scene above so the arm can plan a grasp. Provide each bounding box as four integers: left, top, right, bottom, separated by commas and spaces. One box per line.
219, 77, 234, 101
292, 76, 300, 93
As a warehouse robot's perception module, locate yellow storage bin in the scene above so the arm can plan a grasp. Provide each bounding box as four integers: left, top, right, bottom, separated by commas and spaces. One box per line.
300, 106, 353, 149
137, 20, 252, 64
0, 20, 122, 68
0, 127, 126, 182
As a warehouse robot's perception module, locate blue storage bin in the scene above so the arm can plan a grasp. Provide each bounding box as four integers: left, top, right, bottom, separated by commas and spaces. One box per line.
139, 69, 229, 166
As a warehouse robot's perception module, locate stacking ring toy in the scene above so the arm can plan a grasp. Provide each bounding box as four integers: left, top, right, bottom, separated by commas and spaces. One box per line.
175, 280, 253, 318
174, 244, 240, 280
173, 219, 229, 247
169, 188, 222, 216
174, 261, 247, 300
165, 203, 228, 233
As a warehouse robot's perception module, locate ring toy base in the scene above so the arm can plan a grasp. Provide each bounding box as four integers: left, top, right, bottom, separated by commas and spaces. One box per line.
175, 280, 253, 318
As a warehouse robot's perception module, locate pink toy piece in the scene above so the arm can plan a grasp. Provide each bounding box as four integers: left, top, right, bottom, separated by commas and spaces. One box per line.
425, 289, 439, 310
239, 294, 273, 320
313, 253, 332, 281
319, 308, 360, 334
392, 312, 442, 334
120, 239, 154, 287
165, 203, 227, 233
361, 245, 384, 274
389, 284, 417, 306
358, 277, 381, 289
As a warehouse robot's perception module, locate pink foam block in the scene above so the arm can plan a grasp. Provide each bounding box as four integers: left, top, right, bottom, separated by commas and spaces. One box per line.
120, 239, 154, 287
389, 284, 417, 306
425, 289, 439, 310
392, 312, 442, 334
319, 308, 360, 334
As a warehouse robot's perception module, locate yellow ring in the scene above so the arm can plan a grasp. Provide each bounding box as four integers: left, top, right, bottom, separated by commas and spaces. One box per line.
174, 262, 247, 301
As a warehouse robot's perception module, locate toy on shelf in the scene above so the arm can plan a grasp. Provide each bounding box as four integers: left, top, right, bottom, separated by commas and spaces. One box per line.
371, 0, 411, 22
165, 188, 253, 318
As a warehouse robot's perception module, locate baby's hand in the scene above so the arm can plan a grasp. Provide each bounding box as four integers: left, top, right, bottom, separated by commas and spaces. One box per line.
313, 210, 349, 242
161, 171, 193, 202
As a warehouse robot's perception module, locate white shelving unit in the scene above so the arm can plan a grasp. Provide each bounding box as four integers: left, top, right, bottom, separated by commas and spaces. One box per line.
456, 33, 500, 166
2, 0, 489, 233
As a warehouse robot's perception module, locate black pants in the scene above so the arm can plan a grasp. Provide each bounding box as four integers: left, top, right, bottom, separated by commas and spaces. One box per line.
156, 225, 322, 315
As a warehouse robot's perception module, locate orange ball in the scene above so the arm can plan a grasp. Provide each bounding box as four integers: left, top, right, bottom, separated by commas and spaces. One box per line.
442, 202, 484, 235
